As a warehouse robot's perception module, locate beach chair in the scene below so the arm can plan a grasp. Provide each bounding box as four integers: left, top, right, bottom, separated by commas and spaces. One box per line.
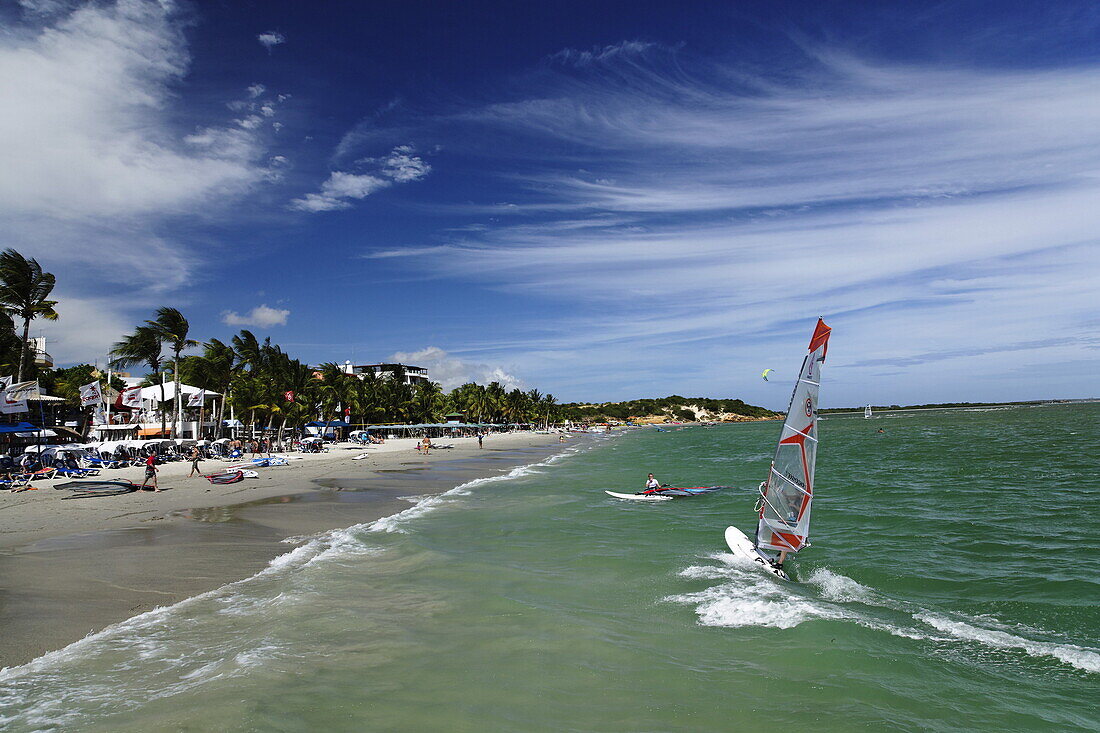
1, 474, 32, 491
17, 467, 57, 483
55, 466, 100, 478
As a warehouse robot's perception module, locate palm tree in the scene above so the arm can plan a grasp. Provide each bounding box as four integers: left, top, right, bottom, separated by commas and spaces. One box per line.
0, 249, 59, 382
411, 382, 445, 423
146, 307, 199, 438
110, 326, 165, 436
180, 338, 238, 438
541, 394, 558, 429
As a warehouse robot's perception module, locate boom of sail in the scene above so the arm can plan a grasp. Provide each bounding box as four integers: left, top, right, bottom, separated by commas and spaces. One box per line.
755, 318, 831, 556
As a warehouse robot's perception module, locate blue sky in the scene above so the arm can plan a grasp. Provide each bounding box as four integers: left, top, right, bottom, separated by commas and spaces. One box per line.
2, 0, 1099, 408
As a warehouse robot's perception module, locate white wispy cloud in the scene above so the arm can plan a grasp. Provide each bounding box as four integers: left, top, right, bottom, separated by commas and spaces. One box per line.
290, 145, 431, 212
371, 42, 1100, 404
257, 31, 284, 50
222, 304, 290, 328
389, 346, 525, 391
0, 0, 284, 363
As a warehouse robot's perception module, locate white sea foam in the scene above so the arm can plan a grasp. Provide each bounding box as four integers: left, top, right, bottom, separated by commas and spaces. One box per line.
804, 567, 876, 604
367, 447, 577, 533
668, 553, 847, 629
916, 613, 1100, 673
675, 554, 1100, 675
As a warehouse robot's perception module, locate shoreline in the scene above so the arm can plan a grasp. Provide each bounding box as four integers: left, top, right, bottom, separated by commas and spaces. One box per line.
0, 432, 575, 669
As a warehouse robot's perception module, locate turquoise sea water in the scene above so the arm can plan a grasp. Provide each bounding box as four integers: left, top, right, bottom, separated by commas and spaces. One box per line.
1, 404, 1098, 731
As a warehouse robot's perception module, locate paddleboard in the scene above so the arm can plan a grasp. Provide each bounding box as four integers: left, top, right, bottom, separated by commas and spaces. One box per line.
724, 525, 790, 580
604, 490, 674, 502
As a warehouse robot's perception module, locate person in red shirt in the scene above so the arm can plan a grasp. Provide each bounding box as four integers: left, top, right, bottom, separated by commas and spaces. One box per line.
140, 452, 161, 492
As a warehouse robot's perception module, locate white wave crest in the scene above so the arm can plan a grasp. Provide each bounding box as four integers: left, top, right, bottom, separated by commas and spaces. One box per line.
804, 567, 875, 604
916, 613, 1100, 673
668, 553, 847, 629
367, 448, 577, 534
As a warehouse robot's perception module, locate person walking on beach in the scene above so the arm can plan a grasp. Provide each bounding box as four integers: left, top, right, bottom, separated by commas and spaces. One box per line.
187, 445, 202, 478
477, 432, 484, 449
141, 453, 161, 492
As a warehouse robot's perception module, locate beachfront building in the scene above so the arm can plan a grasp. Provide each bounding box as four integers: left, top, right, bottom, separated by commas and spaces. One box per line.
89, 383, 221, 440
338, 362, 430, 386
28, 336, 52, 369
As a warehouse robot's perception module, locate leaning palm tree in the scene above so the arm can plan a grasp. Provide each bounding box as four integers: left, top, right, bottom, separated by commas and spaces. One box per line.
109, 326, 166, 436
145, 308, 199, 438
180, 338, 239, 437
0, 249, 59, 382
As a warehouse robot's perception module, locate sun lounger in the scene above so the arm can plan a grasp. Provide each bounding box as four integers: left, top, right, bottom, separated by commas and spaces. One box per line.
55, 466, 101, 478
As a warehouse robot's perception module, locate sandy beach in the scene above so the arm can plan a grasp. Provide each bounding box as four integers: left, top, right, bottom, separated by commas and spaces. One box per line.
0, 432, 569, 668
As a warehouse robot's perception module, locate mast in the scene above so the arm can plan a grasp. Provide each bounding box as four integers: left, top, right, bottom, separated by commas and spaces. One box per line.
755, 318, 831, 558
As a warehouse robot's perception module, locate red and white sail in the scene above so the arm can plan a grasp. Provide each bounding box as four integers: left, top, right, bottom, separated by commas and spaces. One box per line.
755, 318, 831, 555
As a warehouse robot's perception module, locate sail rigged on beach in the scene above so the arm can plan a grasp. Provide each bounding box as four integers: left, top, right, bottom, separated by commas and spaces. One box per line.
755, 318, 831, 555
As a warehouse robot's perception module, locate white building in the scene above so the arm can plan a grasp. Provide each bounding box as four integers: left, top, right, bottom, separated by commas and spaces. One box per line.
29, 337, 52, 368
338, 362, 430, 386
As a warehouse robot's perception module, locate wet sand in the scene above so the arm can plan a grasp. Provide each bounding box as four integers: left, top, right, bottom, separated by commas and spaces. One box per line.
0, 433, 571, 668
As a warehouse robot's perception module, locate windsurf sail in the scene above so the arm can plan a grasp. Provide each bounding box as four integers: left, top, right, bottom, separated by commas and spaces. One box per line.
754, 318, 831, 558
864, 404, 872, 418
206, 471, 244, 484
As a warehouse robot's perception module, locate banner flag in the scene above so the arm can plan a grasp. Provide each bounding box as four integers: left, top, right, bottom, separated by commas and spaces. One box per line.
284, 390, 295, 402
187, 389, 206, 408
5, 381, 40, 401
121, 386, 143, 408
0, 376, 28, 413
79, 381, 103, 407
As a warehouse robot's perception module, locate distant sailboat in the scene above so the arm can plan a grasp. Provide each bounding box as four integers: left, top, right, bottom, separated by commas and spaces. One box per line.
725, 318, 831, 580
864, 404, 873, 419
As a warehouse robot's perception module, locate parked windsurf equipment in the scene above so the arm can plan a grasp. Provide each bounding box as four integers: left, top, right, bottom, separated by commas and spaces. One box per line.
725, 318, 831, 581
205, 470, 244, 484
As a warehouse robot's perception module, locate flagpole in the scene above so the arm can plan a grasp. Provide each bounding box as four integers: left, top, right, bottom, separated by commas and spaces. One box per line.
105, 367, 112, 426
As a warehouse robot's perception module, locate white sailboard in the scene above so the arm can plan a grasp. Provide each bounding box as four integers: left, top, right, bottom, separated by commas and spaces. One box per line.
726, 318, 831, 580
604, 490, 674, 502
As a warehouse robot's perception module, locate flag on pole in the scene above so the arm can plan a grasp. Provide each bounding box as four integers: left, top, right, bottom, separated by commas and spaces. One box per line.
284, 390, 295, 402
5, 380, 40, 401
79, 380, 103, 407
187, 389, 206, 408
121, 386, 143, 408
0, 377, 29, 414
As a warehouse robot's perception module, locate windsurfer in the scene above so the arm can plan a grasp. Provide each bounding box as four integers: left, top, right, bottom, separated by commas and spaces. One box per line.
643, 473, 662, 493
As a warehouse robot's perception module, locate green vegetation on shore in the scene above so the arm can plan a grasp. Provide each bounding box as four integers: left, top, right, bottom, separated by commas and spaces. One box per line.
561, 395, 777, 423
